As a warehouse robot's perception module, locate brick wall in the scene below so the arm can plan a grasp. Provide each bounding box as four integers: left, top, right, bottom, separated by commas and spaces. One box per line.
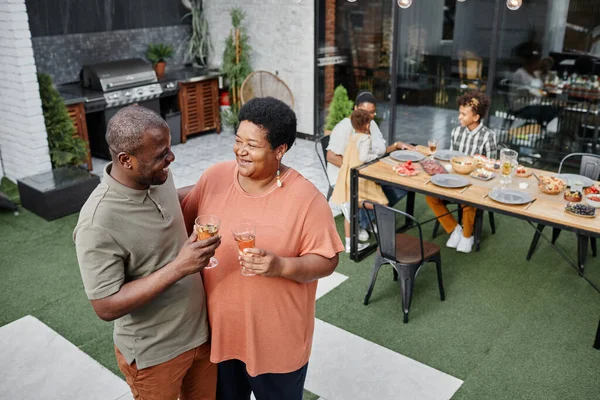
0, 0, 51, 182
204, 0, 314, 135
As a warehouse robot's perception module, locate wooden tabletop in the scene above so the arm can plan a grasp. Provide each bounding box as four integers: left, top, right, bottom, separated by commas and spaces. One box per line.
357, 157, 600, 237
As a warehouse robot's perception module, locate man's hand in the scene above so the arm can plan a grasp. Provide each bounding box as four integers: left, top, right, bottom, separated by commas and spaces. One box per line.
238, 248, 283, 278
172, 231, 221, 278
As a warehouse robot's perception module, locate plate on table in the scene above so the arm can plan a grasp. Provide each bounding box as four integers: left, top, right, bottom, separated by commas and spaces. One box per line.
557, 174, 594, 188
565, 203, 596, 218
390, 150, 426, 162
434, 149, 465, 161
488, 189, 534, 205
470, 168, 496, 181
430, 174, 471, 188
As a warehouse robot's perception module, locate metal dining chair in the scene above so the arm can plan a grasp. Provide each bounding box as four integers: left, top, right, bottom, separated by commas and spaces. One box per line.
526, 153, 600, 263
315, 135, 334, 201
363, 201, 445, 323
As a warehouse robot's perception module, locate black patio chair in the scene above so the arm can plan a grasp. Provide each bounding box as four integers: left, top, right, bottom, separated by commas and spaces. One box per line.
527, 153, 600, 262
315, 135, 334, 201
363, 201, 445, 323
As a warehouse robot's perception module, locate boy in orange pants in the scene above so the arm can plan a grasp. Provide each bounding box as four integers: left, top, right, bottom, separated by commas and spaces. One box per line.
426, 91, 497, 253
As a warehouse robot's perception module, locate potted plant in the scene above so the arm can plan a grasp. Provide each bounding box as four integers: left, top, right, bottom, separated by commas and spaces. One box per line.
146, 43, 173, 78
324, 85, 354, 134
182, 0, 212, 68
220, 7, 252, 128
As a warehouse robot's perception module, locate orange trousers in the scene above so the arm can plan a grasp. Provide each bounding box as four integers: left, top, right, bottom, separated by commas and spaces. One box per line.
115, 342, 216, 400
425, 196, 476, 238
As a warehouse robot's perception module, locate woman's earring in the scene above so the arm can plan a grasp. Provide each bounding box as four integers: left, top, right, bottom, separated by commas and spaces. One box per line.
276, 160, 282, 188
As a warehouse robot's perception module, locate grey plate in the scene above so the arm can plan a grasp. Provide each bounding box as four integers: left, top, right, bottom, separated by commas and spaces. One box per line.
430, 174, 471, 188
489, 189, 534, 205
557, 173, 594, 188
390, 150, 426, 162
434, 149, 465, 161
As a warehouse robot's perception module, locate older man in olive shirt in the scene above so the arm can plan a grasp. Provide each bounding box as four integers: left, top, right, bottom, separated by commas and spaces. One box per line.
74, 105, 220, 400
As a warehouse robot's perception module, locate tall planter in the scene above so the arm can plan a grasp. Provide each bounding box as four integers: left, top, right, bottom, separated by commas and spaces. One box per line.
220, 8, 252, 127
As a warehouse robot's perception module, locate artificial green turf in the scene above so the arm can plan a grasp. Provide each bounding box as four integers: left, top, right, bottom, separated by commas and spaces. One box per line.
318, 196, 600, 399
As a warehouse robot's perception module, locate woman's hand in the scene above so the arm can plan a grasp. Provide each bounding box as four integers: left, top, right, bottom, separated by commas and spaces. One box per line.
238, 248, 283, 277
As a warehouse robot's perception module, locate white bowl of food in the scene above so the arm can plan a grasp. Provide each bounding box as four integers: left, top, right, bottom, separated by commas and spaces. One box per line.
586, 194, 600, 208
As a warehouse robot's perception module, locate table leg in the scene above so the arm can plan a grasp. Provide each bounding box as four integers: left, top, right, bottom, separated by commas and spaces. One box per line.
350, 167, 359, 262
577, 234, 588, 275
594, 319, 600, 350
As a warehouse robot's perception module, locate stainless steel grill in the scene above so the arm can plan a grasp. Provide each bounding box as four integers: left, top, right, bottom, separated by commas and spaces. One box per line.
80, 58, 174, 108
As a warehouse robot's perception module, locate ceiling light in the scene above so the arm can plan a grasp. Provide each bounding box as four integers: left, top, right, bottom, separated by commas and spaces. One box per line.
398, 0, 413, 8
506, 0, 522, 10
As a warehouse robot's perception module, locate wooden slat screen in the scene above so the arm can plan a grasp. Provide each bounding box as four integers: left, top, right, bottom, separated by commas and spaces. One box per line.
179, 78, 221, 143
66, 103, 92, 171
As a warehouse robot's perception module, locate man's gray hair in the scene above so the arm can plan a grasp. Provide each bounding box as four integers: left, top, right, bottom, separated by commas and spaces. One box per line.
106, 105, 169, 156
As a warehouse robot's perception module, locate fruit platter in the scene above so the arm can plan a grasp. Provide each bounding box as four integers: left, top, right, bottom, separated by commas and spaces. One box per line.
470, 168, 495, 181
421, 159, 447, 175
563, 190, 582, 202
565, 203, 596, 218
393, 160, 420, 176
515, 165, 532, 178
537, 175, 565, 195
584, 186, 599, 195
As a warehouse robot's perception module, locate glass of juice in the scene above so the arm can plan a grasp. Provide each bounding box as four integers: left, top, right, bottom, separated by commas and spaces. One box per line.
194, 215, 220, 269
232, 222, 256, 276
428, 139, 438, 159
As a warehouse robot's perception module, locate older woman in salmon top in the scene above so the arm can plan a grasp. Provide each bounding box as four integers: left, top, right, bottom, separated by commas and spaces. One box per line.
181, 97, 343, 400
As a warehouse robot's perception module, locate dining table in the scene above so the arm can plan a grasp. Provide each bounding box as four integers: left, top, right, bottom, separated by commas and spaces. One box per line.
349, 150, 599, 272
349, 149, 600, 348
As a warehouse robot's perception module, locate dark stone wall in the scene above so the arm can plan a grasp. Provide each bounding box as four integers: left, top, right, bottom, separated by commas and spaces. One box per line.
32, 25, 191, 84
26, 0, 193, 84
26, 0, 188, 37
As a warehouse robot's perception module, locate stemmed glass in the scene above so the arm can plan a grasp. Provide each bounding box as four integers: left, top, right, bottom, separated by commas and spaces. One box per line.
195, 215, 220, 269
232, 222, 256, 277
428, 139, 438, 159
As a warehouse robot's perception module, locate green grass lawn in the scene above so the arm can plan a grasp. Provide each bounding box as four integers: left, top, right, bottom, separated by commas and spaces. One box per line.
1, 189, 599, 399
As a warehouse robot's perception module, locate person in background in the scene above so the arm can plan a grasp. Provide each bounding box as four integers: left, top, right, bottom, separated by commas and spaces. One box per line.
426, 92, 497, 253
331, 109, 389, 253
326, 91, 414, 241
181, 97, 343, 400
74, 105, 221, 400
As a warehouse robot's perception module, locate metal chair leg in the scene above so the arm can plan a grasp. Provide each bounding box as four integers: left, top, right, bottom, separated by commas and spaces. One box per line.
397, 264, 418, 324
551, 228, 561, 244
393, 268, 398, 281
364, 254, 385, 305
475, 209, 484, 252
432, 254, 445, 301
432, 221, 441, 239
527, 224, 545, 261
489, 212, 496, 234
594, 319, 600, 350
326, 186, 333, 202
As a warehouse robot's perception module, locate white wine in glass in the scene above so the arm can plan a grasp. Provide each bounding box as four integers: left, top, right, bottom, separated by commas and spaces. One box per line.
195, 215, 220, 269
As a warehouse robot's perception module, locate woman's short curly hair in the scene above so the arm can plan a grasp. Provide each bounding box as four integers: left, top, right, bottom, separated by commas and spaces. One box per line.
457, 91, 490, 119
238, 97, 297, 150
350, 109, 372, 132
